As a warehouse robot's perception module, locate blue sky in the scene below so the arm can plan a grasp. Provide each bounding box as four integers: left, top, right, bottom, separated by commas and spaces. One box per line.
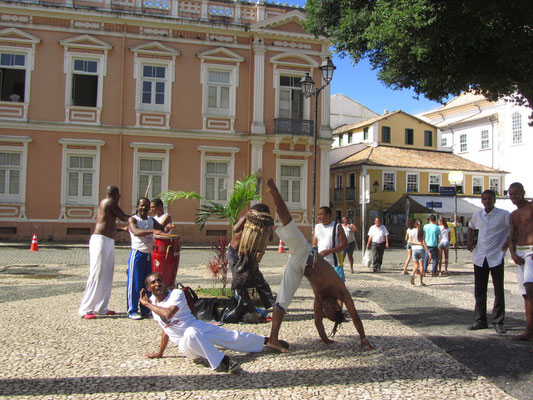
288, 0, 446, 115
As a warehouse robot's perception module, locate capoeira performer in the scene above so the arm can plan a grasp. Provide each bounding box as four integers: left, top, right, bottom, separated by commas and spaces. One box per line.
508, 182, 533, 341
78, 186, 129, 319
141, 273, 285, 373
264, 178, 374, 352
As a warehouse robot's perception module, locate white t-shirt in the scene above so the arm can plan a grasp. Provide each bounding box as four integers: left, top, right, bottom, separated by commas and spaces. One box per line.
439, 226, 450, 243
342, 224, 356, 243
468, 207, 510, 267
368, 225, 389, 244
407, 228, 423, 250
150, 289, 197, 345
314, 221, 341, 266
129, 215, 154, 253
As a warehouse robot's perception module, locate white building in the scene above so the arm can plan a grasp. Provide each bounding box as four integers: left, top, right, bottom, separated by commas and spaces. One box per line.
330, 93, 379, 132
419, 93, 533, 196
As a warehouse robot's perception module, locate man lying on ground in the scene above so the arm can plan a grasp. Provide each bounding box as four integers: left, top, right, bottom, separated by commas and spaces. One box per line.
140, 273, 287, 373
264, 178, 374, 353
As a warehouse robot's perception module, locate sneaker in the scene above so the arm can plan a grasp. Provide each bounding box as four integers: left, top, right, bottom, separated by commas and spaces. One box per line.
82, 313, 96, 320
410, 275, 415, 285
418, 282, 426, 287
106, 310, 116, 316
128, 313, 142, 320
214, 356, 241, 373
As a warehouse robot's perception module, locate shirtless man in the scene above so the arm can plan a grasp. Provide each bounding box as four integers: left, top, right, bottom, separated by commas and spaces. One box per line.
225, 204, 276, 321
78, 186, 129, 319
264, 178, 373, 353
508, 182, 533, 341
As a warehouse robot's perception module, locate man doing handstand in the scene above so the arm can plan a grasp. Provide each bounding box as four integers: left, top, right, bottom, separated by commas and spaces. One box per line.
265, 179, 373, 352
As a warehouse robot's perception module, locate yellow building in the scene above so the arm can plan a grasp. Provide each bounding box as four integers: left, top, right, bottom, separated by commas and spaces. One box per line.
329, 110, 506, 235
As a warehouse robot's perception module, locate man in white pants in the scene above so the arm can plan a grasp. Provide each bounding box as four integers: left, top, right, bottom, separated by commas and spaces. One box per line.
141, 273, 277, 373
78, 186, 129, 319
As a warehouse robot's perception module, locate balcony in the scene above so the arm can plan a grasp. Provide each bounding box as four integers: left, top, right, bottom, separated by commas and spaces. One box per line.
333, 188, 343, 202
274, 118, 313, 136
345, 187, 355, 201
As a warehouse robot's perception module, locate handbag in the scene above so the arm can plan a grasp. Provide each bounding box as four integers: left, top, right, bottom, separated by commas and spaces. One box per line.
193, 298, 221, 322
362, 249, 372, 268
232, 253, 257, 289
220, 294, 247, 323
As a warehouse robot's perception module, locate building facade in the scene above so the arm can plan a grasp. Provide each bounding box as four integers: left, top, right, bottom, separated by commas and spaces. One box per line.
329, 110, 506, 235
329, 93, 379, 131
419, 92, 533, 196
0, 0, 333, 243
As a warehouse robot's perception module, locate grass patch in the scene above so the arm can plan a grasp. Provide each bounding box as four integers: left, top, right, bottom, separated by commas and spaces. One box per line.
194, 287, 231, 297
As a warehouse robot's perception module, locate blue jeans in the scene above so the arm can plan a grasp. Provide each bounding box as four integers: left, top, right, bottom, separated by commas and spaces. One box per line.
424, 246, 439, 273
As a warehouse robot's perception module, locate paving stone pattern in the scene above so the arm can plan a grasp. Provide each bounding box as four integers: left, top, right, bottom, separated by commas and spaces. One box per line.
0, 245, 524, 399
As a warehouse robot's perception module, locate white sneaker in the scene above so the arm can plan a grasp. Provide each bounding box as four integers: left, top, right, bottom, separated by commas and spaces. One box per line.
128, 313, 142, 320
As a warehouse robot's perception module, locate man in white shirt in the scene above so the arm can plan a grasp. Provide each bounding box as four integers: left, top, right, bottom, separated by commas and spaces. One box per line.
467, 190, 509, 334
313, 206, 348, 280
366, 218, 389, 273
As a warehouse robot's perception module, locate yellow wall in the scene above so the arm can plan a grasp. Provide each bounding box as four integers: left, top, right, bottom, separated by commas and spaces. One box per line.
376, 113, 437, 149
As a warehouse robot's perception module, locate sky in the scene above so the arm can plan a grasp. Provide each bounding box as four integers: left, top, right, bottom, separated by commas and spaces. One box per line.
288, 0, 446, 115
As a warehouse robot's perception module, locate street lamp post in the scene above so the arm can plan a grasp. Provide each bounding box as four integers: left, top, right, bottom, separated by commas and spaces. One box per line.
299, 56, 335, 230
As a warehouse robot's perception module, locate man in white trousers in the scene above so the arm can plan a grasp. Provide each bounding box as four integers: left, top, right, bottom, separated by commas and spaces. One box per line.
141, 273, 281, 373
78, 186, 129, 319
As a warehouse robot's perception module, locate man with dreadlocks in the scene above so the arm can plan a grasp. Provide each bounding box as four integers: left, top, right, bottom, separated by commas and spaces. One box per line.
265, 178, 374, 353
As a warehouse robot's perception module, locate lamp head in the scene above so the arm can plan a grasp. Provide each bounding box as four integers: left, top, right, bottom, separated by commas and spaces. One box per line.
319, 56, 336, 83
299, 73, 314, 98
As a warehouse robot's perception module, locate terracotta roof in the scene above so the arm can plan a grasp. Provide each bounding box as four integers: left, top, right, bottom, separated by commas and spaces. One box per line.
331, 145, 505, 173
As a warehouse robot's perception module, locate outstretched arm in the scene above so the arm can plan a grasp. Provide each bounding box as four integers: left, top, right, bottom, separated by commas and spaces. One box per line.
340, 290, 374, 350
313, 297, 334, 344
266, 178, 292, 226
144, 329, 169, 359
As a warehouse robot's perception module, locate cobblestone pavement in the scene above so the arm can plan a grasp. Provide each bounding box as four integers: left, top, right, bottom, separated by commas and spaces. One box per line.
0, 243, 530, 400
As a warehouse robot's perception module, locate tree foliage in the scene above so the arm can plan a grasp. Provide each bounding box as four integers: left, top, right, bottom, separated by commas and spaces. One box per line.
305, 0, 533, 109
159, 173, 261, 231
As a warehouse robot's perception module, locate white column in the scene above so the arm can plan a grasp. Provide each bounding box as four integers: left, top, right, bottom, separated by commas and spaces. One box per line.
201, 0, 209, 20
251, 38, 266, 135
319, 78, 332, 139
319, 143, 331, 207
256, 1, 265, 21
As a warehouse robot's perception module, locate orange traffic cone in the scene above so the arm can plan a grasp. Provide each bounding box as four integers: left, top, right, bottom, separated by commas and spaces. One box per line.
30, 233, 39, 251
278, 240, 285, 253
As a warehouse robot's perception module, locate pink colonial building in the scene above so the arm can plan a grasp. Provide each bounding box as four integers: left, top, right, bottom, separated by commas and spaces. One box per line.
0, 0, 333, 243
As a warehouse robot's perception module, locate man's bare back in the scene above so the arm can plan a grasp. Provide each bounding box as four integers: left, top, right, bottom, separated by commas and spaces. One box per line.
93, 187, 129, 240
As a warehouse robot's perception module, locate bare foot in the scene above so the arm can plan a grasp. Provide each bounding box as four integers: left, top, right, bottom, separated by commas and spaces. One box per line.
266, 339, 289, 353
402, 270, 408, 275
510, 331, 533, 341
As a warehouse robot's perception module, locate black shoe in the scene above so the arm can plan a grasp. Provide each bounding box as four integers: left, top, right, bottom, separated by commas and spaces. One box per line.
468, 321, 489, 330
214, 355, 241, 373
494, 324, 506, 334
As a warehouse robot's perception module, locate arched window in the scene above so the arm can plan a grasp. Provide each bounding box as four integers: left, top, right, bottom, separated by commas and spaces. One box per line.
512, 112, 522, 144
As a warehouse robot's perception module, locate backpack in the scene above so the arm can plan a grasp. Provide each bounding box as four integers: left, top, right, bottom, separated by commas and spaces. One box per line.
177, 283, 198, 313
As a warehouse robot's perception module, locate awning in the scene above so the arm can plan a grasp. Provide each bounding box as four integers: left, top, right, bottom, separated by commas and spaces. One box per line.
386, 195, 483, 217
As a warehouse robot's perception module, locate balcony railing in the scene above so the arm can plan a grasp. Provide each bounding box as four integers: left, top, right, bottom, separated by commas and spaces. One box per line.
274, 118, 313, 136
333, 188, 343, 202
1, 0, 303, 25
345, 187, 355, 201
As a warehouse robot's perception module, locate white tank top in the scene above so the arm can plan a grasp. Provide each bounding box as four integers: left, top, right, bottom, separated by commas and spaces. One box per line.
315, 221, 339, 267
154, 213, 168, 225
129, 215, 154, 253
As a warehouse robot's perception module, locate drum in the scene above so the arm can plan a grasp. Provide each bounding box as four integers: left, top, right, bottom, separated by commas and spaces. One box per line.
152, 234, 180, 287
238, 210, 274, 266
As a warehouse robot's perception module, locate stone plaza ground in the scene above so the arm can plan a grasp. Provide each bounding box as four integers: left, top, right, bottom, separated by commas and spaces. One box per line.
0, 243, 531, 400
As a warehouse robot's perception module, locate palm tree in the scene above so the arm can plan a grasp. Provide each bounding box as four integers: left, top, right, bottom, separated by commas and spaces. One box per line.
159, 172, 261, 231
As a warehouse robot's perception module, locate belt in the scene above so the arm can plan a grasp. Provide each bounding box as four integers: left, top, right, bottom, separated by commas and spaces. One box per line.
516, 245, 533, 251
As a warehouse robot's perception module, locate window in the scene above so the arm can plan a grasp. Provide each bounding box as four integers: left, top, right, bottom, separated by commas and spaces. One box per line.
472, 176, 483, 195
424, 130, 433, 147
347, 133, 352, 144
489, 177, 500, 195
405, 129, 414, 145
280, 164, 302, 206
456, 184, 464, 194
67, 155, 95, 201
459, 134, 467, 152
0, 52, 25, 102
429, 174, 441, 193
382, 171, 396, 192
406, 173, 418, 192
381, 126, 391, 143
138, 158, 163, 199
207, 70, 231, 115
279, 75, 303, 119
481, 130, 489, 150
363, 127, 369, 140
348, 173, 355, 187
338, 135, 343, 147
205, 161, 228, 202
70, 59, 98, 107
142, 65, 166, 109
0, 151, 21, 196
512, 112, 522, 144
335, 174, 342, 189
441, 137, 448, 147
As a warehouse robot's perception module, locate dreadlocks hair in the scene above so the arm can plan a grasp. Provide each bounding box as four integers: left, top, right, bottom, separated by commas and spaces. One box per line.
329, 308, 348, 337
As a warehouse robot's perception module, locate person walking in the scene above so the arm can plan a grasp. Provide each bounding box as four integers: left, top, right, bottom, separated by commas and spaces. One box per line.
313, 207, 348, 281
402, 219, 415, 275
408, 219, 431, 286
366, 217, 389, 273
438, 217, 451, 276
467, 189, 509, 334
423, 215, 440, 277
341, 217, 358, 274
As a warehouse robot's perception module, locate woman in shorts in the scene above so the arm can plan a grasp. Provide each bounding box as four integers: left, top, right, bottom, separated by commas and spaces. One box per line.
408, 219, 431, 286
402, 219, 415, 274
438, 217, 451, 276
